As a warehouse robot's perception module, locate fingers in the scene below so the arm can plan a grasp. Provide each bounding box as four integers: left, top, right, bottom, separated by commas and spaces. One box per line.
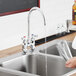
65, 61, 72, 68
66, 60, 71, 65
65, 62, 74, 68
65, 57, 76, 69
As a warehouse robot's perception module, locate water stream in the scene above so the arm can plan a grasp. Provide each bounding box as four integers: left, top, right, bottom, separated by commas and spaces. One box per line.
44, 26, 48, 76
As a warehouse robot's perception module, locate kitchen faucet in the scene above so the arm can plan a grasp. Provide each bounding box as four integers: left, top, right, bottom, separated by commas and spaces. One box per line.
22, 7, 46, 54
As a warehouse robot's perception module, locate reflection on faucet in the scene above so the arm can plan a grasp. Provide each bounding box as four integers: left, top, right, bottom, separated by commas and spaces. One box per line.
22, 7, 46, 54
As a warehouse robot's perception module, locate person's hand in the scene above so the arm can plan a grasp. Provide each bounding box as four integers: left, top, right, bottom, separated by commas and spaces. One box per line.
65, 57, 76, 68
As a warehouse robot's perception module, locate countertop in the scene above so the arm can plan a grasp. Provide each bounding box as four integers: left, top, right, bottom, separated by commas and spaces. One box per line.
0, 32, 75, 58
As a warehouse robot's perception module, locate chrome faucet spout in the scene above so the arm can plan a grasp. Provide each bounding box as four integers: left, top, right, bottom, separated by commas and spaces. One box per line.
28, 7, 46, 40
22, 7, 46, 54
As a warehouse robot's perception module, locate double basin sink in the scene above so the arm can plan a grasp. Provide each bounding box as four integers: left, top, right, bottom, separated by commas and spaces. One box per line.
0, 40, 76, 76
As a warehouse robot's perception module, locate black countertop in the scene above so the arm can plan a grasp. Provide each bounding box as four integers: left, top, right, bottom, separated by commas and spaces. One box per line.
35, 31, 76, 45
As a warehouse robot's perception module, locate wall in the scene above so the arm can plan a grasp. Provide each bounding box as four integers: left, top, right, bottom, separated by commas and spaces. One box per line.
0, 0, 73, 50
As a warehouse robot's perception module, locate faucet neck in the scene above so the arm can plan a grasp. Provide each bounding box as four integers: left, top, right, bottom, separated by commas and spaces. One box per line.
27, 7, 46, 40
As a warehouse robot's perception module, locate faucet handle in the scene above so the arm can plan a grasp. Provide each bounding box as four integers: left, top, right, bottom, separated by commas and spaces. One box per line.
31, 34, 38, 38
31, 34, 38, 42
21, 36, 26, 43
30, 34, 37, 52
21, 36, 26, 40
21, 36, 27, 54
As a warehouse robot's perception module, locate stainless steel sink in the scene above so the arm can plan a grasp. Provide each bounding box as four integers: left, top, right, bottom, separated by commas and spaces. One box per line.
39, 40, 76, 57
1, 53, 74, 76
0, 40, 75, 76
2, 54, 38, 74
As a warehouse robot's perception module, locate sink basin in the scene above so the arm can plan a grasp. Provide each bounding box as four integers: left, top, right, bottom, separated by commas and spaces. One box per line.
2, 54, 39, 74
1, 53, 73, 76
39, 40, 76, 57
0, 40, 75, 76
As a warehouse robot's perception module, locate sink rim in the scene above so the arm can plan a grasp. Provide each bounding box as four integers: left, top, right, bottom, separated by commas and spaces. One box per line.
0, 66, 40, 76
